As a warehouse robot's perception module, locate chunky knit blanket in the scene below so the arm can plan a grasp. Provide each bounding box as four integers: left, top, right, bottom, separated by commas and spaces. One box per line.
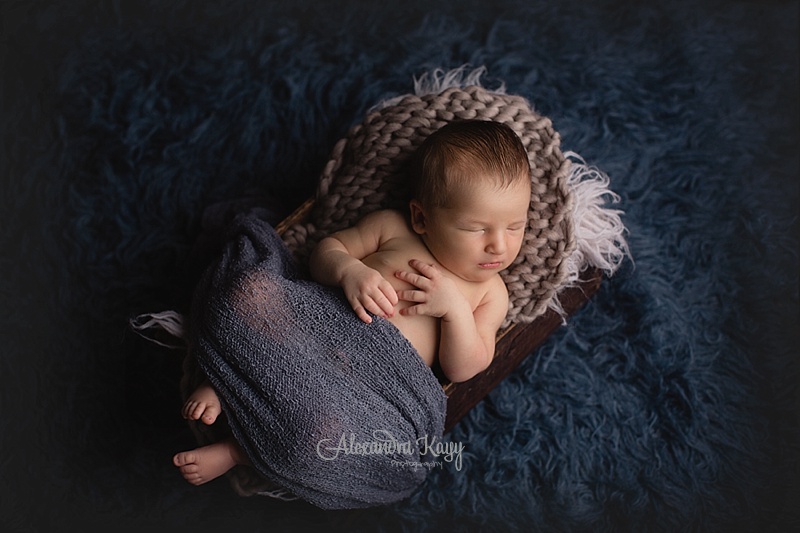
281, 83, 577, 328
189, 211, 446, 509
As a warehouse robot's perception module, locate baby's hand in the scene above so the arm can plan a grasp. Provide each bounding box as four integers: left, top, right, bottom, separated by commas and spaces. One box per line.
394, 259, 465, 318
340, 263, 398, 323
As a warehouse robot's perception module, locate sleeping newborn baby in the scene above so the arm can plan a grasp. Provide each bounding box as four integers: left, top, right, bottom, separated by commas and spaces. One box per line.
173, 120, 531, 508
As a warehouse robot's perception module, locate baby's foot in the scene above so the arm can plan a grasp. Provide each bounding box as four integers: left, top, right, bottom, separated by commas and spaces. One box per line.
173, 440, 240, 486
182, 380, 222, 425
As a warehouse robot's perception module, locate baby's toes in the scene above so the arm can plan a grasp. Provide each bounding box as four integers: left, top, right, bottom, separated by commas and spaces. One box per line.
181, 401, 199, 420
192, 403, 210, 421
173, 451, 195, 467
200, 403, 221, 425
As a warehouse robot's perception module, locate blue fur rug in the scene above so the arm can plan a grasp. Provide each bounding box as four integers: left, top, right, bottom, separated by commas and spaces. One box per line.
2, 1, 797, 531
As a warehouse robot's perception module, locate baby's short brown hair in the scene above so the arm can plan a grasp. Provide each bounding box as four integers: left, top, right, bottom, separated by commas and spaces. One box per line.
409, 120, 531, 208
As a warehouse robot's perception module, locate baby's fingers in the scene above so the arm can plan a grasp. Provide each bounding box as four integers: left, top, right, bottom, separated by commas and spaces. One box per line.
348, 299, 374, 324
397, 289, 426, 303
398, 302, 428, 317
369, 291, 397, 319
394, 269, 429, 289
365, 280, 397, 317
379, 280, 399, 307
408, 259, 439, 277
350, 292, 396, 323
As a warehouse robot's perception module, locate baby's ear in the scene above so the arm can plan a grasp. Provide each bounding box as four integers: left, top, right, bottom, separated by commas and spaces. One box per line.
408, 199, 427, 235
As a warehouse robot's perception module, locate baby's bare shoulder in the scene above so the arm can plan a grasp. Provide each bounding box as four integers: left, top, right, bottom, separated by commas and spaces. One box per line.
477, 275, 510, 310
357, 209, 410, 236
359, 208, 406, 225
470, 275, 510, 333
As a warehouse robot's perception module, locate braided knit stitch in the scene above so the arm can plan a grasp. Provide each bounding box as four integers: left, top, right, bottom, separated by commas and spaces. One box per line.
282, 86, 575, 327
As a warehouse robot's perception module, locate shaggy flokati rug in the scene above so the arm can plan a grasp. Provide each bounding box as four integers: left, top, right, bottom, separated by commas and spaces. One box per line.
2, 1, 797, 532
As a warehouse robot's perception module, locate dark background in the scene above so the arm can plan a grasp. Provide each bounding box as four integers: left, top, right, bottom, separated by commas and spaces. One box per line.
2, 1, 797, 531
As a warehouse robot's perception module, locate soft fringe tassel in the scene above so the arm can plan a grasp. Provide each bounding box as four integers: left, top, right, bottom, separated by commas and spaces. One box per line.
371, 65, 505, 111
547, 152, 631, 317
129, 310, 187, 349
255, 488, 300, 501
412, 65, 506, 96
563, 151, 630, 278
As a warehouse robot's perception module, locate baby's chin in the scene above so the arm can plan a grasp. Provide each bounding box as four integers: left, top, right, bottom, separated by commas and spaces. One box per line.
455, 267, 504, 284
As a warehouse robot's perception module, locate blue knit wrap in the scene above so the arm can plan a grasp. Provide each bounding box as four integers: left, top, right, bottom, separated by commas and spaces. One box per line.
189, 212, 447, 509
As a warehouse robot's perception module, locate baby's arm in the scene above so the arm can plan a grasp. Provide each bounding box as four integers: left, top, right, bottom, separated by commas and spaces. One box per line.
396, 261, 508, 382
309, 211, 399, 323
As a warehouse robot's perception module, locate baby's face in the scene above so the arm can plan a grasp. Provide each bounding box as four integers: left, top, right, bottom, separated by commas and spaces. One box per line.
419, 179, 530, 283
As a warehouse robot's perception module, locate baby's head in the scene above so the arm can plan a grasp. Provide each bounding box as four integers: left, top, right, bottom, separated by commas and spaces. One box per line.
408, 119, 531, 210
407, 120, 532, 282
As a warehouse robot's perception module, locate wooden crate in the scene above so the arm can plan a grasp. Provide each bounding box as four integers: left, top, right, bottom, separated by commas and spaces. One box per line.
276, 200, 601, 432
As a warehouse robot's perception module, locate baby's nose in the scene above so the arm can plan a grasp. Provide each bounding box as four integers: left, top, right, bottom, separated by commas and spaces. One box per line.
486, 233, 506, 254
